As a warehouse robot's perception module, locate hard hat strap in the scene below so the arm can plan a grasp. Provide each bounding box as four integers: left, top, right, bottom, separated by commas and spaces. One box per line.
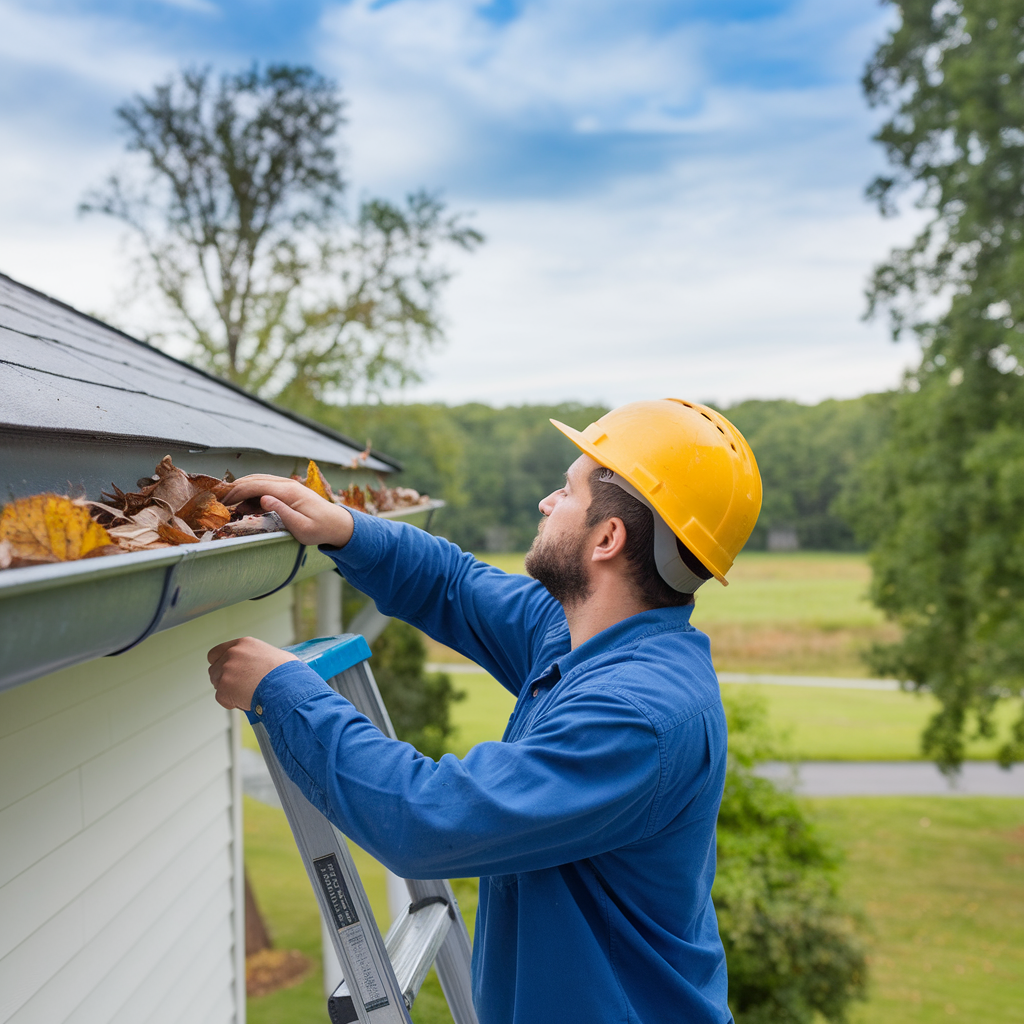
598, 470, 709, 593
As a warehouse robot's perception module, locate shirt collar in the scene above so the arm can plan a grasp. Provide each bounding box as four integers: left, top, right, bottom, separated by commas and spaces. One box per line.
555, 603, 695, 679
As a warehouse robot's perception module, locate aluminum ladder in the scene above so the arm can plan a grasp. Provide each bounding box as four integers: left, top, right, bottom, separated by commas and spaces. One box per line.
249, 634, 478, 1024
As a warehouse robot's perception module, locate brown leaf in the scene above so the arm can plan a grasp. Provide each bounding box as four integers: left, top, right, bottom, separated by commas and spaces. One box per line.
228, 495, 266, 519
101, 483, 155, 517
177, 490, 231, 532
187, 473, 233, 501
149, 455, 194, 511
0, 494, 113, 565
338, 485, 367, 512
158, 522, 200, 545
74, 498, 131, 525
344, 441, 372, 470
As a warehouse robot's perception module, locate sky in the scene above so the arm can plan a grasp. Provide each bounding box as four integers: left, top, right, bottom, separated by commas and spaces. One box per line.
0, 0, 921, 408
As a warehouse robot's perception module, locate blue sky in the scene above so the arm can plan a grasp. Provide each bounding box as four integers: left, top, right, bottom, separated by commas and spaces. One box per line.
0, 0, 919, 407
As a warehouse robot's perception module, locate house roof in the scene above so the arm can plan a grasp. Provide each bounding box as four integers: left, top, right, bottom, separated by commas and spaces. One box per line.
0, 271, 398, 473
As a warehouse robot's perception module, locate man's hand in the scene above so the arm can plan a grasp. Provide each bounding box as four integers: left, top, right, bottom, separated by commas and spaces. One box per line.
223, 474, 355, 548
208, 637, 298, 711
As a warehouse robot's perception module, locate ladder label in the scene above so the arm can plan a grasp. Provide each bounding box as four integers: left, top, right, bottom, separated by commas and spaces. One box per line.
314, 854, 360, 928
314, 854, 390, 1013
342, 925, 390, 1012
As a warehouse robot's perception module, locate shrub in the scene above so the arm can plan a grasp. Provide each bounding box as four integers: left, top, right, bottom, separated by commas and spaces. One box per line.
715, 692, 867, 1023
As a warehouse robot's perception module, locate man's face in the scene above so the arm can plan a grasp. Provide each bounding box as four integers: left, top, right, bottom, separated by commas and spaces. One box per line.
524, 455, 596, 606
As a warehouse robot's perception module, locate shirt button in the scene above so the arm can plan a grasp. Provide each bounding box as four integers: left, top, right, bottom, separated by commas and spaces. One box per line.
531, 687, 539, 698
255, 704, 263, 715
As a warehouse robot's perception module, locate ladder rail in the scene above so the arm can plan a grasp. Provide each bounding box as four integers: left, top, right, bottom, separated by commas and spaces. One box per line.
251, 719, 412, 1024
253, 635, 479, 1024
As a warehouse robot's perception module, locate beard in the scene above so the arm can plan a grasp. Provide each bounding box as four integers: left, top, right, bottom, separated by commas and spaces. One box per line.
524, 518, 593, 607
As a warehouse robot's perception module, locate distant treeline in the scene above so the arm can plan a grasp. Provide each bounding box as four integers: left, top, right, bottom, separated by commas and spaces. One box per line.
311, 396, 888, 552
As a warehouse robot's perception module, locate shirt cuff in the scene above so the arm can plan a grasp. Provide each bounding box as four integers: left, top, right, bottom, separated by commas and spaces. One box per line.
244, 659, 335, 726
318, 508, 386, 573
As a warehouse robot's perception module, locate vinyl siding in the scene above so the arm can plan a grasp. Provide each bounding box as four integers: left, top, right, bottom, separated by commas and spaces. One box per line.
0, 590, 293, 1024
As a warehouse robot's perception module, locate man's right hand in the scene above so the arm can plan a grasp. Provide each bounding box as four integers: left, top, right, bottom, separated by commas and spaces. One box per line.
222, 474, 355, 548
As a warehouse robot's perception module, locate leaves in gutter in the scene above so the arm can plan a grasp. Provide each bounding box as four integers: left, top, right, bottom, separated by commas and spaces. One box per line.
0, 456, 431, 571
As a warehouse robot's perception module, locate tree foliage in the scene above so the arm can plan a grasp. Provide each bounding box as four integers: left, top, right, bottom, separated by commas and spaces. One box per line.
82, 64, 482, 404
854, 0, 1024, 770
714, 692, 867, 1024
313, 401, 612, 551
313, 398, 885, 554
369, 619, 464, 761
721, 398, 889, 550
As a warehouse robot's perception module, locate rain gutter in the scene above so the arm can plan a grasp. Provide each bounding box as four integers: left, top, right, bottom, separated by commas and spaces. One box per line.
0, 500, 443, 694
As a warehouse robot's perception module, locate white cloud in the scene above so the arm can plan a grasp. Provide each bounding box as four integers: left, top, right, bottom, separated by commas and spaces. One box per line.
0, 1, 176, 92
311, 0, 920, 406
0, 0, 921, 410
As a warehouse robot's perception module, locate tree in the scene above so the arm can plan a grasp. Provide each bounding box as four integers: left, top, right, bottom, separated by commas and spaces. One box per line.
714, 692, 866, 1023
82, 65, 482, 404
721, 397, 888, 551
854, 0, 1024, 770
369, 620, 464, 761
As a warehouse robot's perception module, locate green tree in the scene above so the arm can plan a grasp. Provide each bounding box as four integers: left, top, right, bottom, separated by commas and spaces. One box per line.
370, 620, 464, 761
722, 397, 886, 551
853, 0, 1024, 770
714, 692, 866, 1023
82, 64, 482, 404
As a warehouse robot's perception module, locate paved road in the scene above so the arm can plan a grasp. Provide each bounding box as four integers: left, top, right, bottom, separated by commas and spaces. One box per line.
242, 745, 1022, 802
427, 663, 903, 691
756, 760, 1024, 796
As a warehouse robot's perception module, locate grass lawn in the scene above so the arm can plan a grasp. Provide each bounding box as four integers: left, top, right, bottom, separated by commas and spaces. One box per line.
813, 796, 1024, 1024
472, 550, 899, 678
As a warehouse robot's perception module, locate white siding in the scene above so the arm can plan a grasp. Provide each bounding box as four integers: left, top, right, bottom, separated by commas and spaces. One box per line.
0, 592, 293, 1024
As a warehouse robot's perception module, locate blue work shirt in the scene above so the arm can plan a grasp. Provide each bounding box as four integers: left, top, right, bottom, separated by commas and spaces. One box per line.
248, 511, 732, 1024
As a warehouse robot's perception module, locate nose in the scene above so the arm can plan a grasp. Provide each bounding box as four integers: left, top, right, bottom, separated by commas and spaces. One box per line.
538, 489, 559, 517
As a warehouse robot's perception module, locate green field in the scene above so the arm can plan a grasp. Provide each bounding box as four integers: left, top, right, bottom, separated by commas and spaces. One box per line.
471, 550, 897, 678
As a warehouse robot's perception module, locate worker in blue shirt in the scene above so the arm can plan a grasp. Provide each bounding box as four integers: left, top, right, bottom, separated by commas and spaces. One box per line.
209, 399, 762, 1024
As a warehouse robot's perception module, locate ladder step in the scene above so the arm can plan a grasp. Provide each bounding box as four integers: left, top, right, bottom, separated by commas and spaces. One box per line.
329, 897, 454, 1023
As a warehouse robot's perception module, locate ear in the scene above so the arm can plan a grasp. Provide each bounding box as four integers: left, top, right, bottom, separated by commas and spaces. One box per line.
590, 517, 628, 564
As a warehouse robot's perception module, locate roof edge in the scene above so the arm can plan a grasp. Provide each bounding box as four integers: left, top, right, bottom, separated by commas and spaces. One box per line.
0, 270, 404, 472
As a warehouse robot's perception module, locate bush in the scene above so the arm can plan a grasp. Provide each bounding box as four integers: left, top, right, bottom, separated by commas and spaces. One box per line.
715, 692, 867, 1023
369, 619, 464, 760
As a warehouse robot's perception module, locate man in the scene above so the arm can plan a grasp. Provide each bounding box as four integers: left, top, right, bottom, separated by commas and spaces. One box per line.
209, 399, 761, 1024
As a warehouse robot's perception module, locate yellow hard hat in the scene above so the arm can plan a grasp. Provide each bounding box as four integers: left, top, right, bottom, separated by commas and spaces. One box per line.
551, 399, 761, 584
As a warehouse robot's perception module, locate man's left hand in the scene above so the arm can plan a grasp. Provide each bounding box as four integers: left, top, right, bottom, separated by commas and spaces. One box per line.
208, 637, 298, 711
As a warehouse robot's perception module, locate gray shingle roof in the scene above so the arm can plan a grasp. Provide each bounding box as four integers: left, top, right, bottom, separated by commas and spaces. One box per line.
0, 272, 397, 473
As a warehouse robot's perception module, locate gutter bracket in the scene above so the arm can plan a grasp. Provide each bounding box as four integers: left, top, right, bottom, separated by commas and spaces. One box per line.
251, 544, 307, 601
106, 554, 187, 657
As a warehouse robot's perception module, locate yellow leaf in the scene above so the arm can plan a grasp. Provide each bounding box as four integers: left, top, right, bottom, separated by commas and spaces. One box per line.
0, 494, 113, 564
304, 460, 334, 502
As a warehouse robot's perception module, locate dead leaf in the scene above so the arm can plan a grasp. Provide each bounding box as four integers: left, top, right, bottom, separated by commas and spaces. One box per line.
215, 512, 285, 538
177, 490, 231, 532
0, 539, 12, 569
338, 485, 367, 513
149, 455, 194, 511
344, 441, 372, 470
303, 460, 334, 502
187, 473, 233, 501
158, 522, 200, 545
0, 494, 113, 565
73, 498, 131, 525
101, 483, 155, 517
